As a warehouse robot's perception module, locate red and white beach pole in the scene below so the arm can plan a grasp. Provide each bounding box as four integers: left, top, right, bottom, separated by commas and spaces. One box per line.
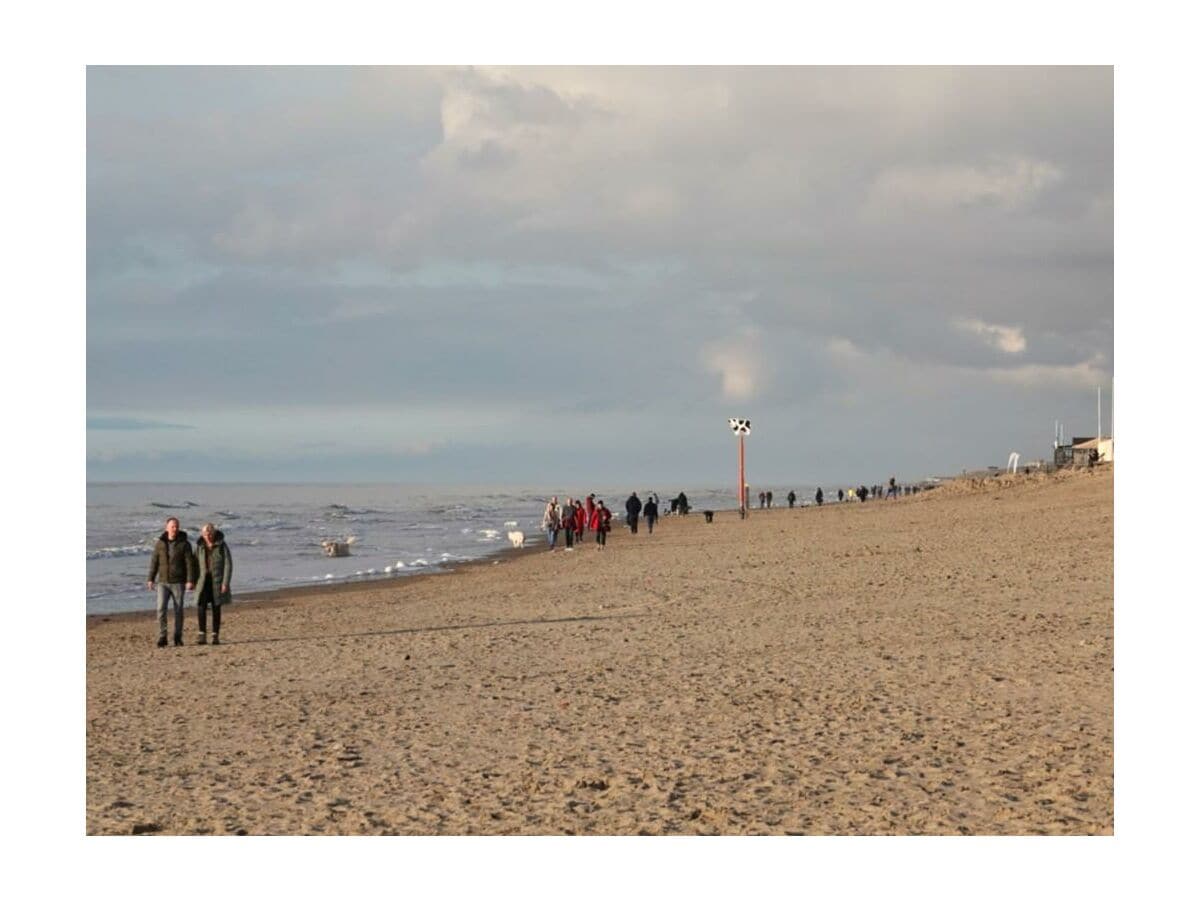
739, 433, 745, 518
729, 418, 751, 519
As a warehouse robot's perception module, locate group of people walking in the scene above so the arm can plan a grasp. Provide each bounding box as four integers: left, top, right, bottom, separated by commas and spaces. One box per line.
831, 477, 924, 503
145, 516, 233, 648
540, 492, 665, 550
749, 477, 922, 509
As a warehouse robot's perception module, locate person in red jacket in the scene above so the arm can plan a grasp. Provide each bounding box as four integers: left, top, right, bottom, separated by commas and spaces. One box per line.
573, 499, 585, 543
594, 500, 612, 549
585, 494, 596, 530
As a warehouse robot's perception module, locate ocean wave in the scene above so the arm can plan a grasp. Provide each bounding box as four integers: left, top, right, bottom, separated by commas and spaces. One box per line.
324, 505, 386, 519
87, 544, 152, 560
149, 500, 200, 509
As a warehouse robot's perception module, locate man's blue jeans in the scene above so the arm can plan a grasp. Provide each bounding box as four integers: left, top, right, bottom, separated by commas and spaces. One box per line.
156, 582, 186, 640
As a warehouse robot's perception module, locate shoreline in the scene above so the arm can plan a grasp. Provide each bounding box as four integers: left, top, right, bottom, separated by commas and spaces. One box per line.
87, 501, 764, 622
87, 482, 958, 620
85, 541, 532, 627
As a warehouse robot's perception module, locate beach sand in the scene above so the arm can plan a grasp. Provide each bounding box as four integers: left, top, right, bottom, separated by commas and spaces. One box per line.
86, 467, 1113, 835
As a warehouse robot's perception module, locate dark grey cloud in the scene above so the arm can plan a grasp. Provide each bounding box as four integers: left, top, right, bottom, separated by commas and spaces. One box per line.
88, 66, 1113, 483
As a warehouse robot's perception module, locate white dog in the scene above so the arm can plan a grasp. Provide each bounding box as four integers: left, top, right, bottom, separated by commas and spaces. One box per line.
507, 530, 525, 549
320, 535, 357, 557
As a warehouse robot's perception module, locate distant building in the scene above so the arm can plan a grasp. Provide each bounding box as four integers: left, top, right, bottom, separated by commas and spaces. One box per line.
1057, 436, 1113, 467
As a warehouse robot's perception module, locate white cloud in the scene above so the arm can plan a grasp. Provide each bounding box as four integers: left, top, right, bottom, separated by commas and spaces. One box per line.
955, 318, 1028, 354
826, 336, 867, 363
704, 331, 766, 401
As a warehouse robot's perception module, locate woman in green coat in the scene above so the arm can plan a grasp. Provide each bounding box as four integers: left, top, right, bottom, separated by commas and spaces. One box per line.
194, 522, 233, 645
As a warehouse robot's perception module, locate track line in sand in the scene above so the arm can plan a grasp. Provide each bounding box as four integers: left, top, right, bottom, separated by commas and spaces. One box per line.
223, 612, 650, 646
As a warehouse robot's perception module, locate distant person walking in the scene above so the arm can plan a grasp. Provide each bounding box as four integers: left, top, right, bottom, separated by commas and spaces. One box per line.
585, 494, 596, 530
562, 497, 575, 548
766, 490, 773, 509
758, 491, 766, 509
146, 517, 196, 648
675, 492, 689, 515
595, 500, 612, 549
815, 487, 824, 506
643, 493, 658, 534
572, 499, 585, 544
787, 490, 796, 509
625, 492, 642, 534
542, 497, 561, 549
857, 485, 868, 503
837, 488, 844, 503
194, 522, 232, 645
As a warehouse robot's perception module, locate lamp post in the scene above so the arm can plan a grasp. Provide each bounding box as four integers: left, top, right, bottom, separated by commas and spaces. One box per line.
729, 418, 751, 519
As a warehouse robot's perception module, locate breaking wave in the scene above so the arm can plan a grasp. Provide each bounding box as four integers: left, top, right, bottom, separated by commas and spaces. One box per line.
87, 544, 152, 560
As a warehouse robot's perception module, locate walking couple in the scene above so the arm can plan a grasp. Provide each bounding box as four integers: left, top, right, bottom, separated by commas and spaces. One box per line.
146, 517, 233, 647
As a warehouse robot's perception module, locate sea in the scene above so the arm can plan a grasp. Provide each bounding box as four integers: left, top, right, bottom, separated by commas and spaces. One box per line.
87, 483, 825, 615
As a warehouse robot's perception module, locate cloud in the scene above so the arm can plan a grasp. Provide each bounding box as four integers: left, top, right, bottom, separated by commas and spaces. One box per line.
955, 318, 1028, 354
704, 331, 767, 401
87, 417, 194, 431
984, 356, 1107, 390
86, 67, 1112, 482
866, 157, 1064, 216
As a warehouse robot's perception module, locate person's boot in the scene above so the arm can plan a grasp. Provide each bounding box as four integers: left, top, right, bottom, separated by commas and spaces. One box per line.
156, 636, 167, 648
211, 633, 220, 646
173, 635, 183, 647
196, 632, 207, 645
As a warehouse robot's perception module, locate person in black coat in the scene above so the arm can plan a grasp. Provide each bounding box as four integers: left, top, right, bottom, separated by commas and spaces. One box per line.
815, 487, 824, 506
625, 492, 643, 534
786, 490, 796, 508
643, 494, 658, 534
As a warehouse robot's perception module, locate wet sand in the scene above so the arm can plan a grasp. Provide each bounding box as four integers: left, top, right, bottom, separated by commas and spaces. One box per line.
86, 467, 1113, 835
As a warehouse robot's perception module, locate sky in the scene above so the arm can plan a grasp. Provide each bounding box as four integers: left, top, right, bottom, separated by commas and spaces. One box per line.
86, 66, 1113, 486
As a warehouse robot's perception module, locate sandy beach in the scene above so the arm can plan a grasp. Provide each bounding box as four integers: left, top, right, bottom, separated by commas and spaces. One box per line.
86, 466, 1113, 835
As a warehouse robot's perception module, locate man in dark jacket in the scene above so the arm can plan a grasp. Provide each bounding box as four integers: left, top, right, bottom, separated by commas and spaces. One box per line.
625, 492, 643, 534
146, 516, 197, 647
643, 493, 659, 534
